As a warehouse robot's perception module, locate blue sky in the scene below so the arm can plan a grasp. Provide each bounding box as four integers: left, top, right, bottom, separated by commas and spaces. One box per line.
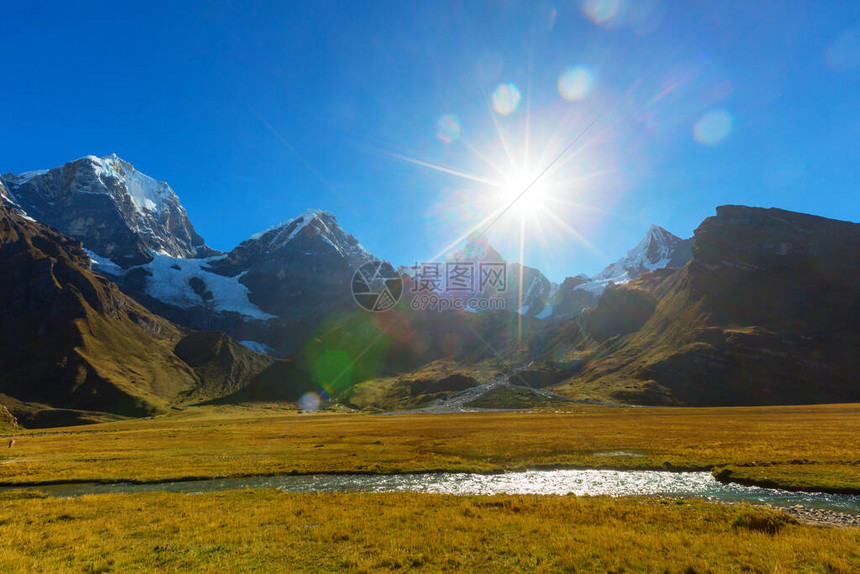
3, 1, 859, 280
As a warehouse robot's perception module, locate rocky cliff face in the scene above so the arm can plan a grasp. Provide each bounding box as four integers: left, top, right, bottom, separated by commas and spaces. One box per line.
559, 206, 860, 406
506, 263, 556, 316
3, 155, 215, 267
546, 275, 598, 319
0, 177, 28, 217
0, 404, 18, 431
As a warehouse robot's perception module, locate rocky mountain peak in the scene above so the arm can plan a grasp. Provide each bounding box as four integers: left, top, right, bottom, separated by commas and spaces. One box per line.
449, 234, 505, 264
593, 224, 692, 284
229, 208, 371, 267
0, 178, 17, 210
3, 154, 215, 267
646, 224, 676, 243
443, 236, 555, 317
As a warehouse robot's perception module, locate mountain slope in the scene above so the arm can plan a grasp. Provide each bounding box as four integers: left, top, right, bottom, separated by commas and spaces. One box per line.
3, 155, 215, 267
0, 202, 200, 424
172, 331, 315, 403
0, 204, 309, 426
552, 206, 860, 406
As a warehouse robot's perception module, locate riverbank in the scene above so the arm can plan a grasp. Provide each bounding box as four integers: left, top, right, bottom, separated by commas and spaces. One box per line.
1, 404, 857, 493
3, 469, 858, 519
0, 489, 856, 572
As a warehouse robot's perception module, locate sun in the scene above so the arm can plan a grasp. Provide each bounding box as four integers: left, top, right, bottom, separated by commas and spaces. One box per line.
380, 89, 615, 267
498, 165, 554, 218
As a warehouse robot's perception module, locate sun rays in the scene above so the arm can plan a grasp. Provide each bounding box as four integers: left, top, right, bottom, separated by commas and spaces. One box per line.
418, 99, 614, 274
371, 73, 619, 352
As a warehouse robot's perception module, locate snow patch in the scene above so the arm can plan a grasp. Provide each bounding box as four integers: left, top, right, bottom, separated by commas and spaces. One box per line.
240, 340, 273, 355
250, 208, 329, 242
535, 304, 554, 319
143, 253, 275, 320
85, 249, 126, 276
86, 247, 272, 320
10, 169, 48, 184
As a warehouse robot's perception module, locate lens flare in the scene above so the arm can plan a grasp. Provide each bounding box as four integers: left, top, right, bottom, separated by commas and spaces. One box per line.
313, 349, 353, 389
436, 114, 462, 143
491, 83, 521, 116
298, 392, 321, 412
499, 166, 553, 216
558, 66, 594, 101
581, 0, 623, 26
694, 109, 733, 145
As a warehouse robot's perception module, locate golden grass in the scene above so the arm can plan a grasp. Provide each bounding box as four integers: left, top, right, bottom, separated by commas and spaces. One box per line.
0, 403, 857, 491
0, 490, 856, 573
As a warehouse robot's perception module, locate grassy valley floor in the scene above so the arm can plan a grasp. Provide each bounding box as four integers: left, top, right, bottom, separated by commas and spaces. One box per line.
0, 404, 858, 493
0, 404, 858, 571
0, 490, 857, 572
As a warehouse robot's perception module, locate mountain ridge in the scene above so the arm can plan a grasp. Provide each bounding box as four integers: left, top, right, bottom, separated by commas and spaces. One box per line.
6, 155, 855, 421
0, 201, 309, 427
547, 205, 860, 406
4, 155, 692, 323
3, 154, 216, 267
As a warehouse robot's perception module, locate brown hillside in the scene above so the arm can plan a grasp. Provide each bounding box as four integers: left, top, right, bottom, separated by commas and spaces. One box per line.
556, 206, 860, 406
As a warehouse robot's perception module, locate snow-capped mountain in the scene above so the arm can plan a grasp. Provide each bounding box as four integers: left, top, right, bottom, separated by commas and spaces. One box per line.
2, 154, 215, 267
206, 209, 375, 318
3, 154, 384, 355
215, 208, 372, 274
593, 225, 692, 284
3, 153, 694, 353
433, 227, 691, 319
91, 208, 380, 355
444, 235, 557, 317
545, 226, 693, 319
508, 263, 557, 317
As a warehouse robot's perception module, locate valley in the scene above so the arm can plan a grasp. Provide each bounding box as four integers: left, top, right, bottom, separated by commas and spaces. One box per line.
5, 3, 860, 570
2, 403, 857, 493
0, 404, 857, 571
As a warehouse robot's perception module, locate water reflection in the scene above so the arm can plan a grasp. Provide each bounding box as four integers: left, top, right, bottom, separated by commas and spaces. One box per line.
6, 470, 859, 514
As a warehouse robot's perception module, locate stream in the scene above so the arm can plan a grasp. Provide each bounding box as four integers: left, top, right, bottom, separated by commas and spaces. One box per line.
4, 469, 859, 514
